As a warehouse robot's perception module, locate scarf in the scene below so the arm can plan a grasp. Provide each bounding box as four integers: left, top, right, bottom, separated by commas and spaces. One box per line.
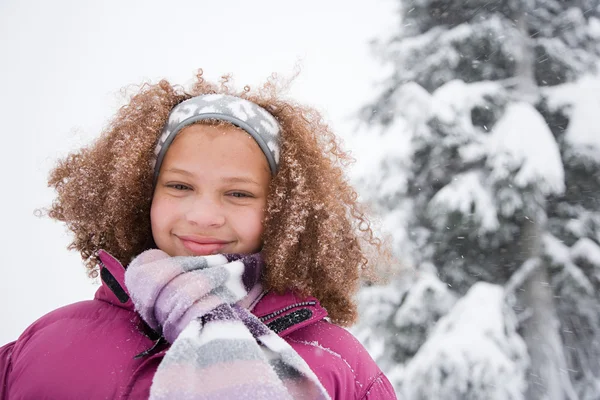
125, 249, 330, 400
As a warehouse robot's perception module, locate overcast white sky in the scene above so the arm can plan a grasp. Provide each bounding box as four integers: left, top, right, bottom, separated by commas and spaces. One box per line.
0, 0, 397, 344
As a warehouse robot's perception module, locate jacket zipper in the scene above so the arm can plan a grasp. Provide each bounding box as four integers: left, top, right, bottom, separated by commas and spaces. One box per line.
132, 301, 318, 358
258, 301, 317, 322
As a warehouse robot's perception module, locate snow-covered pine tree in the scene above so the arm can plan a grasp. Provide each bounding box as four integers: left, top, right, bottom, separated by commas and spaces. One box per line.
540, 77, 600, 400
354, 0, 600, 398
401, 282, 528, 400
353, 266, 457, 373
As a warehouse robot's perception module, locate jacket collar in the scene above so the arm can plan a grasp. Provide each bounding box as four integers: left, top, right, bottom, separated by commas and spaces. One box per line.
95, 250, 328, 337
253, 290, 329, 337
95, 250, 135, 310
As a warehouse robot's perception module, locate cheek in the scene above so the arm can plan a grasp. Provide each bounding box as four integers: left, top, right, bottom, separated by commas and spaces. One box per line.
234, 206, 266, 243
149, 202, 160, 241
150, 195, 172, 237
249, 206, 267, 241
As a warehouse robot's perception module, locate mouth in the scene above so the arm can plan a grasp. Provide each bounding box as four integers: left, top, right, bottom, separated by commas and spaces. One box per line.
176, 235, 231, 256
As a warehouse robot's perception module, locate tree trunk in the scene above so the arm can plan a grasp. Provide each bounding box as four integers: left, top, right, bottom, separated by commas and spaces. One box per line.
517, 221, 578, 400
511, 4, 578, 398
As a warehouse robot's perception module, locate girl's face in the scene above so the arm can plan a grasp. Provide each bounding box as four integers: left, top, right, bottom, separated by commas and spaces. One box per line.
151, 124, 271, 257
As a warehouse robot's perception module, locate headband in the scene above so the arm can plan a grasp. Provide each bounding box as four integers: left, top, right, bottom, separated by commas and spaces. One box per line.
152, 94, 281, 182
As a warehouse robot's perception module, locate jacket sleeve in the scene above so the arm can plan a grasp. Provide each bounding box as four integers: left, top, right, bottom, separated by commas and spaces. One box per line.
361, 371, 397, 400
0, 341, 15, 400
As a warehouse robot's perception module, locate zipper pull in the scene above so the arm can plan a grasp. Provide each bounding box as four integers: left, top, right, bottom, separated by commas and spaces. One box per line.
134, 337, 166, 359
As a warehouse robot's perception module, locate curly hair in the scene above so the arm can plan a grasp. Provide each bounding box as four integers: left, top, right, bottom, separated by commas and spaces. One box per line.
47, 70, 387, 325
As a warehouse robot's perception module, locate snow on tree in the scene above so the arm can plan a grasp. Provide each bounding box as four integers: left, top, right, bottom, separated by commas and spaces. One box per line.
540, 77, 600, 400
353, 0, 600, 398
353, 268, 456, 374
399, 283, 528, 400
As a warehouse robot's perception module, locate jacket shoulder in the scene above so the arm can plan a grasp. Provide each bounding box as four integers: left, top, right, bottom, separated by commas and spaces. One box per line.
0, 340, 15, 399
286, 320, 396, 399
6, 298, 154, 400
8, 298, 135, 376
13, 300, 103, 342
12, 297, 128, 343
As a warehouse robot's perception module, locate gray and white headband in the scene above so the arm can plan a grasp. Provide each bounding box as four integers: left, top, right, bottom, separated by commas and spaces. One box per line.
152, 94, 281, 182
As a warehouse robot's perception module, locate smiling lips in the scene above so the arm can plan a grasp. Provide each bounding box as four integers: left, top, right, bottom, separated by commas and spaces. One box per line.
177, 235, 231, 256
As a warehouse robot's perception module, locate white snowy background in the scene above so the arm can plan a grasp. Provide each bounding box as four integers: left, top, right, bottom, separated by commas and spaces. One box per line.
4, 1, 600, 398
0, 0, 397, 345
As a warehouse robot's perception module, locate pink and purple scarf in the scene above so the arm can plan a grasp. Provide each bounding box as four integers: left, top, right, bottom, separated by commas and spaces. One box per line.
125, 249, 330, 400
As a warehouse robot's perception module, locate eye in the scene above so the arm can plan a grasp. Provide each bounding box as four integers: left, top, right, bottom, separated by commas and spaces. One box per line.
228, 191, 253, 198
166, 183, 192, 191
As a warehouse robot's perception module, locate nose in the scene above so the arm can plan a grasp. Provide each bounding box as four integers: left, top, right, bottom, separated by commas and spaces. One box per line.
185, 195, 226, 228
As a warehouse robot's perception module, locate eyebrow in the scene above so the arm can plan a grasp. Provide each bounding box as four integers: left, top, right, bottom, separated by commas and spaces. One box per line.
163, 168, 262, 186
221, 176, 262, 186
163, 168, 194, 177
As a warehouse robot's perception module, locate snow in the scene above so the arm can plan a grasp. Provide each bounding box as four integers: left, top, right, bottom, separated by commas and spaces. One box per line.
378, 169, 409, 199
381, 207, 413, 260
352, 280, 409, 367
428, 171, 499, 232
400, 282, 528, 400
392, 273, 456, 349
504, 258, 541, 295
564, 79, 600, 161
543, 75, 600, 161
563, 263, 596, 295
570, 237, 600, 268
459, 141, 487, 164
589, 17, 600, 39
543, 234, 572, 267
536, 37, 589, 79
391, 81, 432, 125
391, 15, 522, 91
543, 234, 595, 296
353, 3, 600, 399
348, 119, 412, 190
487, 102, 565, 195
565, 218, 587, 238
431, 79, 504, 130
389, 26, 447, 71
287, 338, 358, 379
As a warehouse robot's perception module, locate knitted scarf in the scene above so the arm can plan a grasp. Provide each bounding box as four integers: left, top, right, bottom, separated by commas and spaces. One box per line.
125, 249, 331, 400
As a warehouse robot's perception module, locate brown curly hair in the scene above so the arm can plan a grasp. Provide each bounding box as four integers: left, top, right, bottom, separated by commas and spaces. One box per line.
47, 70, 386, 325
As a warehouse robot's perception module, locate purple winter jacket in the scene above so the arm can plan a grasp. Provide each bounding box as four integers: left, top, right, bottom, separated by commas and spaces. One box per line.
0, 251, 396, 399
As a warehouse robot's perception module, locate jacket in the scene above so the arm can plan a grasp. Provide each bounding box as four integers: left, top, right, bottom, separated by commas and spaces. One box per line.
0, 250, 396, 399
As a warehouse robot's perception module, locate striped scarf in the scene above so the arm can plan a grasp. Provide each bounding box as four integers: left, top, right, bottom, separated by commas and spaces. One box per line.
125, 249, 330, 400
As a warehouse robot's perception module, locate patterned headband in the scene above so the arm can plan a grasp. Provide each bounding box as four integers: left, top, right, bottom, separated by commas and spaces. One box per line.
152, 94, 281, 182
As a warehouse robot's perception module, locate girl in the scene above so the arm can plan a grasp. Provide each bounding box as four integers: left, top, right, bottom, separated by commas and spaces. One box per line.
0, 71, 396, 399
